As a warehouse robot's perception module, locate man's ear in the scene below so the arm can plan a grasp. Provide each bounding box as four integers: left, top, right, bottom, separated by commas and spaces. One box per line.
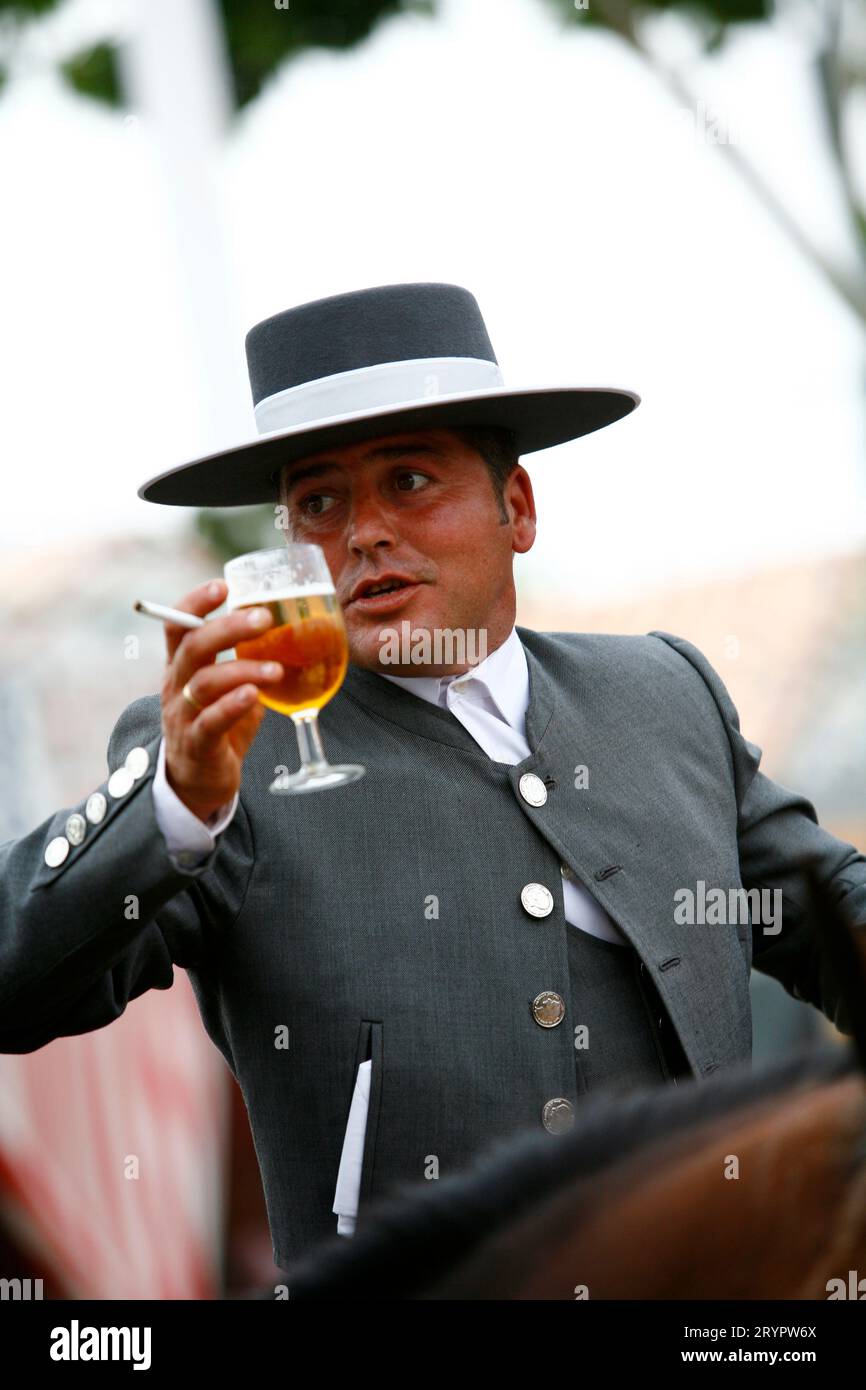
506, 466, 536, 553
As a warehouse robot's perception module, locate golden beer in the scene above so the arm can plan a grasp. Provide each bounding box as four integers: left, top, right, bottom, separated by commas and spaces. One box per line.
233, 587, 349, 716
224, 545, 363, 793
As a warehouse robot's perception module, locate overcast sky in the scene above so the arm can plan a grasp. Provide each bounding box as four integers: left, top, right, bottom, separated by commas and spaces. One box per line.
1, 0, 864, 602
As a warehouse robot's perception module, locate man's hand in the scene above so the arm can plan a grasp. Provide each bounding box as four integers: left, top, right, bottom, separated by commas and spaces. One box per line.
161, 579, 282, 822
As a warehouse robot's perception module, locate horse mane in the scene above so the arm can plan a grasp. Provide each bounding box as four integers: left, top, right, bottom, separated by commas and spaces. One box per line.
283, 1041, 858, 1298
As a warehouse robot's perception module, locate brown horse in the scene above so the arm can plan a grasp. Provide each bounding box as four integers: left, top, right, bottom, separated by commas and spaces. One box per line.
431, 1055, 866, 1299
283, 871, 866, 1300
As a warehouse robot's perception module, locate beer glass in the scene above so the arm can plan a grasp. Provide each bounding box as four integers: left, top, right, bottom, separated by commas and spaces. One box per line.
224, 545, 365, 794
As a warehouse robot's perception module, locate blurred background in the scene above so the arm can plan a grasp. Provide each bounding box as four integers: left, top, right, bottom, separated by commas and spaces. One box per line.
0, 0, 864, 1298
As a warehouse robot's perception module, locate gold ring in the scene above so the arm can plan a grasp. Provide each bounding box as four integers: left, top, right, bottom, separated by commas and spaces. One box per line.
182, 681, 203, 712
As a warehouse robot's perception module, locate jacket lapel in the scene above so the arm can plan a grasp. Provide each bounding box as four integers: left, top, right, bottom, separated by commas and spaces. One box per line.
516, 627, 751, 1077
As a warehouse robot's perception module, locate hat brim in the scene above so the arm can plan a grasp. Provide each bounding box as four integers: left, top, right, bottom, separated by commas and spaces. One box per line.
137, 385, 640, 507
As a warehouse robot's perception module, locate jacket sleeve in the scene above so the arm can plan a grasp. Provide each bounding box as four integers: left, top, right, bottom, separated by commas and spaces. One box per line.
650, 631, 866, 1037
0, 692, 254, 1053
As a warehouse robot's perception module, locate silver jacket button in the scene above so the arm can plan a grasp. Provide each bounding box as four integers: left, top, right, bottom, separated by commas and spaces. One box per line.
85, 792, 107, 824
44, 836, 70, 867
64, 813, 87, 846
521, 882, 554, 918
532, 991, 565, 1027
542, 1098, 575, 1134
125, 746, 150, 779
107, 767, 135, 799
518, 772, 547, 807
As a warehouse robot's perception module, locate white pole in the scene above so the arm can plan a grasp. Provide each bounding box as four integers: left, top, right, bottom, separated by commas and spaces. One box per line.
117, 0, 251, 457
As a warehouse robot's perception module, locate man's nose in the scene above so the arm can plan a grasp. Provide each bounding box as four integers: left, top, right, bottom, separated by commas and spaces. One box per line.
346, 495, 399, 556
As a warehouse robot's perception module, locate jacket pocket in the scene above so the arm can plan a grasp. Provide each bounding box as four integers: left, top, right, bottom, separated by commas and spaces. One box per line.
636, 960, 690, 1084
352, 1019, 383, 1211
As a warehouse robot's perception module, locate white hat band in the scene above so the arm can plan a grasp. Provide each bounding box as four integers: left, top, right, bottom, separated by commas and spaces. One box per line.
254, 356, 505, 436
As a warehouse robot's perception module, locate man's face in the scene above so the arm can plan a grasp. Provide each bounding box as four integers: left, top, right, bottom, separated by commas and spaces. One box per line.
277, 427, 536, 674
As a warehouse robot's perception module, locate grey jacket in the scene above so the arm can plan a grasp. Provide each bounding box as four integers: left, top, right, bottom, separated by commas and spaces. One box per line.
2, 627, 864, 1269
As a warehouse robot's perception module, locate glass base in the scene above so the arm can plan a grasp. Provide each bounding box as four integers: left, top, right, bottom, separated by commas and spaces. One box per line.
269, 763, 365, 795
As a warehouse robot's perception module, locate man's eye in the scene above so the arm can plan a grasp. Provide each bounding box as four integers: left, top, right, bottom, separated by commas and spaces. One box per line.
298, 493, 335, 516
395, 471, 430, 492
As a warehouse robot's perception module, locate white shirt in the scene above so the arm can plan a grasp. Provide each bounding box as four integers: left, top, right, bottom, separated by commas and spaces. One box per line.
149, 626, 627, 1236
152, 738, 238, 865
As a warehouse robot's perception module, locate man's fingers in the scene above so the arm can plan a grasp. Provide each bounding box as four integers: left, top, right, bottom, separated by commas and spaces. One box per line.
177, 660, 283, 715
185, 684, 266, 754
224, 697, 271, 763
171, 604, 274, 691
163, 579, 228, 665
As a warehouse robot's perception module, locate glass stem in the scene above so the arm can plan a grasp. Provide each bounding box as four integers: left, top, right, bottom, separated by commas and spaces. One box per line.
292, 711, 328, 772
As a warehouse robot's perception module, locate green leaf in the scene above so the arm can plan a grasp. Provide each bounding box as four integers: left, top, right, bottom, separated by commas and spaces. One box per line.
216, 0, 436, 109
0, 0, 63, 16
60, 43, 121, 108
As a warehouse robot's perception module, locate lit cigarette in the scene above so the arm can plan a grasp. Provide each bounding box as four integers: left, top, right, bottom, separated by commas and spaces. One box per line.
133, 600, 206, 630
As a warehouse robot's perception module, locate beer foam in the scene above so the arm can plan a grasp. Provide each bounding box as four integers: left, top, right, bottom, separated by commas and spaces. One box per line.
227, 582, 335, 609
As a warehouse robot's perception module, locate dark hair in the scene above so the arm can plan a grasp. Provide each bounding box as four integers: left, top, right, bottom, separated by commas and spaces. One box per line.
451, 425, 520, 519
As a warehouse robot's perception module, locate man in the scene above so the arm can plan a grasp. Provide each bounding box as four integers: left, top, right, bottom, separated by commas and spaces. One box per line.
2, 283, 865, 1273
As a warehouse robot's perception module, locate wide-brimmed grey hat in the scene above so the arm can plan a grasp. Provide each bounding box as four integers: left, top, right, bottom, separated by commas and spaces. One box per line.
138, 282, 640, 507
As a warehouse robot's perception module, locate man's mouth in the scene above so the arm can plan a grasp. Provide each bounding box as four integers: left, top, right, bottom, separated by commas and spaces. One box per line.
362, 579, 408, 597
347, 575, 425, 613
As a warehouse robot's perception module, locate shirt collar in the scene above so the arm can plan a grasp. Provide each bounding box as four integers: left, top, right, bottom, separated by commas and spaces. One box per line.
377, 627, 529, 728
